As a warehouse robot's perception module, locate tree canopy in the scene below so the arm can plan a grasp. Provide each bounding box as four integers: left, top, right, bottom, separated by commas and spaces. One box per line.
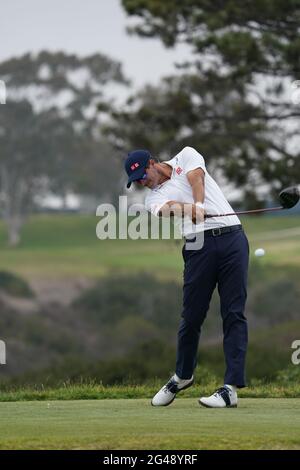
122, 0, 300, 79
0, 51, 128, 245
116, 0, 300, 203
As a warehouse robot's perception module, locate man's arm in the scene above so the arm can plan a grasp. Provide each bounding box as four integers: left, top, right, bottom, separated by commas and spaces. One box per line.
187, 168, 205, 205
157, 168, 205, 223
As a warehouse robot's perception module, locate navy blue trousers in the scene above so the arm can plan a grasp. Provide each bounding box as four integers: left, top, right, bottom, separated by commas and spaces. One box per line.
175, 228, 249, 388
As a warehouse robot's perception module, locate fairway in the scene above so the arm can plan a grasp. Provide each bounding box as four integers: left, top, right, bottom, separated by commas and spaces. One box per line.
0, 398, 299, 450
0, 215, 299, 279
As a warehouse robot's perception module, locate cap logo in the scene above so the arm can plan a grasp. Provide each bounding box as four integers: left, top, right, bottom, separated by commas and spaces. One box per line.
130, 162, 140, 171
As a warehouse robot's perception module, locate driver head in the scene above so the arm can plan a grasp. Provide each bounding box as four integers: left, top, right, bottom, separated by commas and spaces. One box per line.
279, 186, 300, 209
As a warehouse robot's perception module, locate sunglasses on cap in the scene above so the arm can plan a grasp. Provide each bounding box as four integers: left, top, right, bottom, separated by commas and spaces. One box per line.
136, 173, 148, 184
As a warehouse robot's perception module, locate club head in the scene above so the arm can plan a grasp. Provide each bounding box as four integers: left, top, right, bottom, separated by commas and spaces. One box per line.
279, 186, 300, 209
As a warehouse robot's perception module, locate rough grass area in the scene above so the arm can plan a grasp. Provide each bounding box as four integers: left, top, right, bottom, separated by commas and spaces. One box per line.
0, 398, 299, 449
0, 382, 300, 402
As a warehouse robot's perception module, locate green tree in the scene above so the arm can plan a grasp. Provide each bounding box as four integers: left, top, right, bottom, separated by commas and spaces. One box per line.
122, 0, 300, 78
117, 0, 300, 202
0, 51, 128, 245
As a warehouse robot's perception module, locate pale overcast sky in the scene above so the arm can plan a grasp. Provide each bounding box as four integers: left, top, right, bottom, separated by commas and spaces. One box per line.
1, 0, 192, 89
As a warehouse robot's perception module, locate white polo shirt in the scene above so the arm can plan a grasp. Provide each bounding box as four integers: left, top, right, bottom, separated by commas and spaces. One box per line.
145, 146, 240, 236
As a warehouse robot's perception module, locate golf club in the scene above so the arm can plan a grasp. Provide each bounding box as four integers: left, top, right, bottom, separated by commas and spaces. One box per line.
205, 186, 300, 219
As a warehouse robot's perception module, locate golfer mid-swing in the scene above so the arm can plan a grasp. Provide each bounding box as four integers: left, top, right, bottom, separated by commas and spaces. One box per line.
124, 146, 249, 408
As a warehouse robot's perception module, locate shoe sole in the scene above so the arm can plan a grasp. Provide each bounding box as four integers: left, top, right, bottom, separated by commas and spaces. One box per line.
151, 379, 194, 407
198, 399, 237, 408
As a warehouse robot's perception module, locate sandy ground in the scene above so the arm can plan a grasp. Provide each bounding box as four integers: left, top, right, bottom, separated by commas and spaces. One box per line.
0, 276, 94, 313
29, 276, 93, 305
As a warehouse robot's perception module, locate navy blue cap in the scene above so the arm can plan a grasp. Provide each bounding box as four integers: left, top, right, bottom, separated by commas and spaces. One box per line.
124, 150, 151, 188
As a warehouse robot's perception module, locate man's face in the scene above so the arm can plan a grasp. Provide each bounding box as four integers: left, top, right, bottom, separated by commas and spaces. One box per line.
135, 159, 160, 189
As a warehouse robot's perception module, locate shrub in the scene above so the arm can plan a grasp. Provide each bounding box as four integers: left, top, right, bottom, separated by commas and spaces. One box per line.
0, 271, 34, 298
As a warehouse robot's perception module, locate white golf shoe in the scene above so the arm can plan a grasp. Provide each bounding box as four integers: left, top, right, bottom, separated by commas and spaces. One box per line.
199, 385, 238, 408
151, 374, 194, 406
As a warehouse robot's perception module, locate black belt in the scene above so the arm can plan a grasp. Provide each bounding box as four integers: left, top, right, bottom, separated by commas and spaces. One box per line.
185, 224, 242, 242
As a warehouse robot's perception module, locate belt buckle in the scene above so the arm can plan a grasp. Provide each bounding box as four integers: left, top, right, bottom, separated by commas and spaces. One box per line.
212, 228, 222, 237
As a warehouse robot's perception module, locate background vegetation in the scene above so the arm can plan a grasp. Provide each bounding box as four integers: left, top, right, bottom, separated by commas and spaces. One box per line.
0, 214, 299, 392
0, 0, 299, 400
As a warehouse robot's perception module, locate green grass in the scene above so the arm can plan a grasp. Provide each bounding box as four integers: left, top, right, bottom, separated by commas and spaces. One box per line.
0, 214, 298, 449
0, 214, 299, 279
0, 398, 299, 449
0, 383, 300, 402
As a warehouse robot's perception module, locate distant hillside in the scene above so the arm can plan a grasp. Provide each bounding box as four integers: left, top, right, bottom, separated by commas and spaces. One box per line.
0, 267, 299, 387
0, 214, 299, 387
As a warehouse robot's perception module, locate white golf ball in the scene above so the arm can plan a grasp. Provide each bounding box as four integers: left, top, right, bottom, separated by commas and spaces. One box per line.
255, 248, 265, 257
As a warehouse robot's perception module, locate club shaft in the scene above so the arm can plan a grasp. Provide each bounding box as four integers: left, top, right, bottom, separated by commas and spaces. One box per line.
205, 206, 284, 218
